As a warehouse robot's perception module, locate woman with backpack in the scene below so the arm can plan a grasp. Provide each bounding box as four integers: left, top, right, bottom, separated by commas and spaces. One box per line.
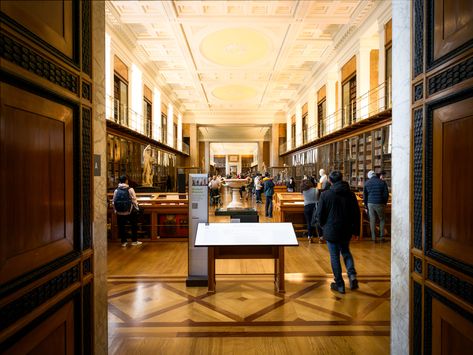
113, 175, 142, 247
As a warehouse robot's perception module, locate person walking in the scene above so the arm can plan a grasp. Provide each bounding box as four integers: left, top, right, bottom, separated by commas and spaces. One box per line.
113, 175, 143, 247
314, 171, 360, 294
301, 179, 319, 243
363, 170, 389, 242
254, 173, 263, 204
263, 172, 275, 218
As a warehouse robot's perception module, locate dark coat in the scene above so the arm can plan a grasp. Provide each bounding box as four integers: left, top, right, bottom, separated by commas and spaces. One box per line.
363, 176, 389, 206
313, 181, 360, 242
263, 179, 275, 197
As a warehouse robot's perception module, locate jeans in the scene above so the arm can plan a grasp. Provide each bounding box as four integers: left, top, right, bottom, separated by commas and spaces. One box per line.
265, 195, 273, 217
326, 240, 357, 285
303, 203, 316, 237
368, 203, 386, 240
117, 211, 138, 243
256, 189, 262, 202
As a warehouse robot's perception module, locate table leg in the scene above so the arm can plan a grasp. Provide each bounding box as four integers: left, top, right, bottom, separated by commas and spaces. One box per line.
208, 247, 216, 293
276, 246, 285, 293
151, 212, 158, 240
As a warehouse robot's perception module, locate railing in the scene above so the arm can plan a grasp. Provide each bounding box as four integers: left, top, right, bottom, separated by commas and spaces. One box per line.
106, 95, 187, 154
283, 79, 392, 153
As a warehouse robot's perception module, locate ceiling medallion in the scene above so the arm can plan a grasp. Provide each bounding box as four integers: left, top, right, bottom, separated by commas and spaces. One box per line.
200, 28, 271, 67
212, 85, 257, 101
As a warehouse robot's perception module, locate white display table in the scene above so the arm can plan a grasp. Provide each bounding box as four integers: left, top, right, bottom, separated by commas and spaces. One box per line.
195, 222, 298, 293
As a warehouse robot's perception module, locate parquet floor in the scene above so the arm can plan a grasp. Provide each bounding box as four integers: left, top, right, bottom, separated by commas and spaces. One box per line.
108, 190, 391, 354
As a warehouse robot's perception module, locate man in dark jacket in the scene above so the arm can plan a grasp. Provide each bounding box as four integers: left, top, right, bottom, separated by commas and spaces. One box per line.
315, 171, 360, 294
263, 172, 275, 218
363, 170, 389, 242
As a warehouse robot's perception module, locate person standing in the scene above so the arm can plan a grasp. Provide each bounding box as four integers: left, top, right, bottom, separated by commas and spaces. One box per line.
363, 170, 389, 242
301, 179, 319, 243
113, 175, 143, 247
254, 173, 263, 204
286, 177, 296, 192
263, 173, 275, 218
318, 169, 329, 191
314, 171, 360, 294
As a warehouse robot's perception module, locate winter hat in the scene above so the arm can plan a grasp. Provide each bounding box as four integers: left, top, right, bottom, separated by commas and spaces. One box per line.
367, 170, 376, 179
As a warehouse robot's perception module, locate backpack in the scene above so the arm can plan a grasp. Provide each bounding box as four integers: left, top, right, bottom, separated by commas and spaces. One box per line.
113, 187, 132, 214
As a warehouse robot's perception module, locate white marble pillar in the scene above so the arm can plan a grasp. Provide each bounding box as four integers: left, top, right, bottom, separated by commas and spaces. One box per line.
357, 42, 372, 120
295, 103, 302, 147
326, 71, 337, 133
204, 141, 210, 173
308, 88, 316, 141
177, 113, 182, 151
189, 123, 198, 166
130, 63, 143, 132
391, 1, 411, 354
92, 1, 108, 354
258, 140, 264, 172
286, 113, 292, 151
152, 89, 161, 142
270, 123, 280, 167
167, 104, 174, 148
104, 32, 113, 121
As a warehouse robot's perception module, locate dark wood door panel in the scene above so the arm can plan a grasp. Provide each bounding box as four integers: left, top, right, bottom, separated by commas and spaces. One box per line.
0, 83, 74, 284
3, 300, 74, 355
432, 297, 473, 355
432, 96, 473, 266
0, 0, 75, 60
433, 0, 473, 61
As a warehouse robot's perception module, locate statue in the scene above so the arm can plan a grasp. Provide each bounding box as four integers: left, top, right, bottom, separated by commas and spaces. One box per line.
262, 161, 267, 174
142, 145, 155, 186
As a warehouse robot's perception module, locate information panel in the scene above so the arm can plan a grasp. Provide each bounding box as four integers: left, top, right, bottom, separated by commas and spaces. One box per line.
186, 174, 209, 286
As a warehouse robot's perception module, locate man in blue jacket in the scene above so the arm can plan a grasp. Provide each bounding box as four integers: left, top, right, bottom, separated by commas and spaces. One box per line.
363, 170, 389, 242
315, 171, 360, 294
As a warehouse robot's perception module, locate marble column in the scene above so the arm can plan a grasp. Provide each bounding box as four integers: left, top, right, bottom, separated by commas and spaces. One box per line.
92, 1, 108, 354
258, 140, 264, 172
167, 104, 174, 148
295, 103, 302, 148
286, 113, 292, 151
204, 141, 210, 174
391, 0, 411, 354
270, 123, 280, 167
326, 71, 337, 133
189, 123, 198, 167
177, 113, 182, 151
152, 89, 161, 142
308, 88, 316, 141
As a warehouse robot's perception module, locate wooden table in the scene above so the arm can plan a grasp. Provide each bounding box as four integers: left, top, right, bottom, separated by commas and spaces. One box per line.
194, 222, 298, 293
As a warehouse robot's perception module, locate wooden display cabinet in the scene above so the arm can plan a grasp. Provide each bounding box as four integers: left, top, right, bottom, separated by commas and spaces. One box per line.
275, 192, 306, 237
108, 192, 189, 240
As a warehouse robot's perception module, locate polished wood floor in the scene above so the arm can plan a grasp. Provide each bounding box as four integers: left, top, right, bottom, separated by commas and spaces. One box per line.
108, 190, 391, 354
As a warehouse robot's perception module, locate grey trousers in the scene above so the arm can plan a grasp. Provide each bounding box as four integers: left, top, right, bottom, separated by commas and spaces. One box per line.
368, 203, 386, 240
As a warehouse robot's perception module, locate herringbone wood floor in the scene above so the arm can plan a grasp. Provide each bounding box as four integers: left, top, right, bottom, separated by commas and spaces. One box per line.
108, 191, 391, 354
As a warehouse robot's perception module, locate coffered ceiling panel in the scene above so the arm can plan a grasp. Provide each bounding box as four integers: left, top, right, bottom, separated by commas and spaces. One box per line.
107, 0, 377, 122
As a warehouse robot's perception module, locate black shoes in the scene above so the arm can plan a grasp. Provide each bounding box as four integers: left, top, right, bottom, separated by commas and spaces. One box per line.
349, 276, 359, 290
330, 282, 346, 294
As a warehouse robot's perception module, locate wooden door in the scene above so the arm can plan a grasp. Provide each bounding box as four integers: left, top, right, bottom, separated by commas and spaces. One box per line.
0, 1, 93, 353
411, 0, 473, 353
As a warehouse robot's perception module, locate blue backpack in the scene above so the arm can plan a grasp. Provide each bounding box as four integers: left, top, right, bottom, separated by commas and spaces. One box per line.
113, 187, 132, 214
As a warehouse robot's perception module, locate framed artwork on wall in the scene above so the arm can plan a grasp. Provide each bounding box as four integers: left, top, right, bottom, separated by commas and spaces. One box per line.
229, 155, 239, 162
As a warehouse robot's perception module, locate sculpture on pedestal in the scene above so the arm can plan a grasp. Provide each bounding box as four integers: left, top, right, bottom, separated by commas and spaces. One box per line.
142, 145, 155, 186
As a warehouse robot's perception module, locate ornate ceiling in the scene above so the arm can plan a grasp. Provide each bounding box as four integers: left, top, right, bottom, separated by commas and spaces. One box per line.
106, 0, 377, 123
106, 1, 379, 153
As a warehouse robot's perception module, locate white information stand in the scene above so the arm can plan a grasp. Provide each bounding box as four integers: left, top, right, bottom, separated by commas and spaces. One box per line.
186, 174, 209, 286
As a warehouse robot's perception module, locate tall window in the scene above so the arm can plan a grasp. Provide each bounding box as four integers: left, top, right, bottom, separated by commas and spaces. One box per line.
143, 99, 152, 137
317, 99, 326, 138
302, 113, 308, 144
113, 74, 128, 126
342, 75, 356, 126
161, 113, 167, 144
